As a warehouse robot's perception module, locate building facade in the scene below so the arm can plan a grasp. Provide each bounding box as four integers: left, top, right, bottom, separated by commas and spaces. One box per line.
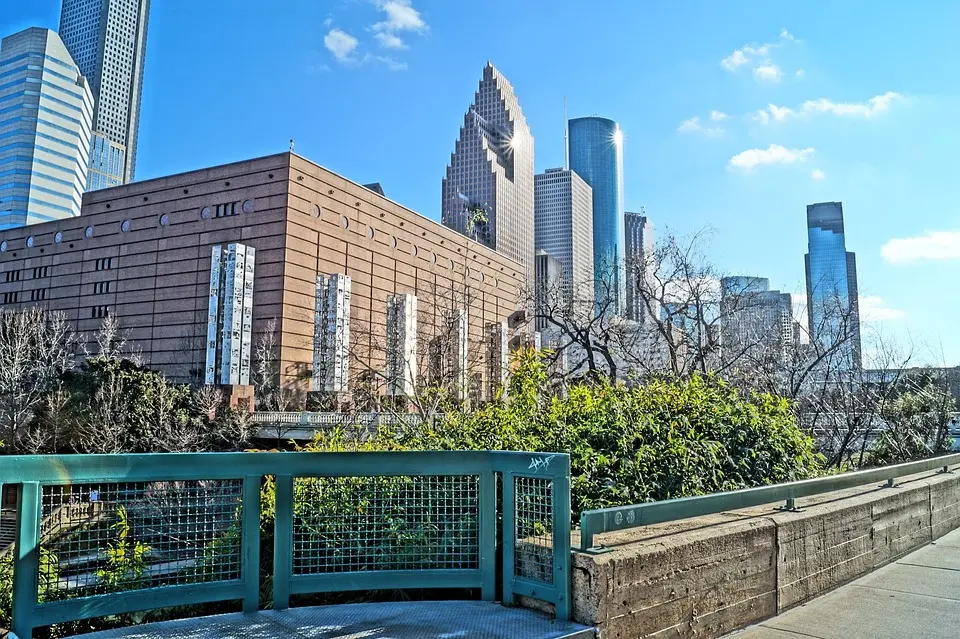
0, 152, 524, 403
441, 63, 535, 287
59, 0, 151, 189
568, 116, 624, 311
534, 168, 593, 299
624, 211, 653, 322
0, 28, 94, 228
533, 249, 563, 332
720, 276, 794, 368
804, 202, 862, 369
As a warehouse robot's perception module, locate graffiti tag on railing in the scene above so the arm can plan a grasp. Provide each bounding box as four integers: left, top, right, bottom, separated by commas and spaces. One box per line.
528, 455, 557, 472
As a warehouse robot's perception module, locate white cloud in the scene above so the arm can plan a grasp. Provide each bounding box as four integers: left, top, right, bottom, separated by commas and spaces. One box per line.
728, 144, 814, 171
710, 110, 730, 121
802, 91, 902, 117
372, 0, 427, 33
721, 49, 750, 72
324, 29, 359, 63
811, 168, 825, 181
780, 28, 796, 41
323, 16, 334, 28
795, 68, 806, 78
859, 295, 906, 322
365, 53, 407, 71
721, 30, 796, 73
753, 64, 782, 83
881, 231, 960, 265
374, 32, 407, 49
677, 116, 724, 137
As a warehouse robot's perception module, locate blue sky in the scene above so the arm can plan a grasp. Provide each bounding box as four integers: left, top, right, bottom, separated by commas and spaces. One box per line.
6, 0, 960, 364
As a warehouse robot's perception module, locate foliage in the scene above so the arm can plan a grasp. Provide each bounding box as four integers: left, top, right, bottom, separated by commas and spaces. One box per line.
0, 547, 60, 632
873, 375, 956, 464
96, 506, 151, 591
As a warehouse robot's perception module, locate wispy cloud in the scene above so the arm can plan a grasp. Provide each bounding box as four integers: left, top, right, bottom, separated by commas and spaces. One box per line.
811, 168, 825, 181
323, 16, 334, 28
677, 116, 724, 137
324, 29, 360, 63
370, 0, 427, 50
374, 32, 407, 49
728, 144, 814, 171
753, 92, 904, 124
881, 231, 960, 265
753, 64, 782, 83
710, 110, 729, 122
859, 295, 906, 322
795, 68, 806, 78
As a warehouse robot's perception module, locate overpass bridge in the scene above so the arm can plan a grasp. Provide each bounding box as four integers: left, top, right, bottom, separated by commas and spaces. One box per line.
1, 451, 959, 638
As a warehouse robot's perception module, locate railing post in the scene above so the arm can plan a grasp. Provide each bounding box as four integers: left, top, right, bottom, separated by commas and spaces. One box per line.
273, 474, 294, 610
785, 498, 796, 511
501, 471, 515, 605
478, 469, 497, 602
241, 475, 262, 613
886, 477, 896, 488
552, 459, 572, 621
12, 482, 41, 639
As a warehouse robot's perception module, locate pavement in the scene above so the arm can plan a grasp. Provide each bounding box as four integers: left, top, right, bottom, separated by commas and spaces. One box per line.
66, 600, 594, 639
727, 527, 960, 639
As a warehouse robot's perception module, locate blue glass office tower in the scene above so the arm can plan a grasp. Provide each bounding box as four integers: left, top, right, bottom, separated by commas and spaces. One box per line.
568, 117, 624, 312
0, 28, 94, 228
804, 202, 862, 369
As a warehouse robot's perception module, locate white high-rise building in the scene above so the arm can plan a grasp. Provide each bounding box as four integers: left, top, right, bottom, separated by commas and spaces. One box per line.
59, 0, 150, 190
0, 28, 93, 228
386, 293, 417, 397
313, 274, 351, 394
442, 62, 535, 286
534, 168, 594, 298
624, 211, 654, 322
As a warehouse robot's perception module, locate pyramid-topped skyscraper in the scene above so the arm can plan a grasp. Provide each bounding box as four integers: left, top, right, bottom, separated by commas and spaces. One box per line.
442, 63, 535, 286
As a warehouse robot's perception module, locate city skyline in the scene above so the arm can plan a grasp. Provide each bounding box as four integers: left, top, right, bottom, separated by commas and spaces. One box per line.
2, 0, 958, 363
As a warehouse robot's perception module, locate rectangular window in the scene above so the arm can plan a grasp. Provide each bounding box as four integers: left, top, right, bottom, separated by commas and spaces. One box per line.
2, 291, 19, 304
93, 280, 112, 295
215, 202, 238, 218
32, 266, 50, 279
29, 288, 46, 301
91, 305, 109, 319
4, 270, 20, 283
94, 257, 114, 271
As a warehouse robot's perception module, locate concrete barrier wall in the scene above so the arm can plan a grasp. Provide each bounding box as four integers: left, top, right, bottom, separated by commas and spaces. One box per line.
570, 469, 960, 638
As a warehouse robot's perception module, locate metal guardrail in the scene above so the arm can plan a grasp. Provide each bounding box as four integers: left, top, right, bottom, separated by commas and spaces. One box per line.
251, 412, 427, 426
0, 450, 571, 639
578, 452, 960, 552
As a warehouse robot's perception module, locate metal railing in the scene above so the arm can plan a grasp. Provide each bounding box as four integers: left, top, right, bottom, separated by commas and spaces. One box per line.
0, 450, 571, 639
579, 452, 960, 552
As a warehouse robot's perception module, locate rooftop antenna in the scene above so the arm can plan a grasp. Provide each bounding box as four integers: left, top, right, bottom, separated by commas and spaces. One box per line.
563, 96, 569, 170
289, 138, 295, 153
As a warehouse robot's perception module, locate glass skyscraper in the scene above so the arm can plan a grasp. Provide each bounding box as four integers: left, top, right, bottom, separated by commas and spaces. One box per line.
568, 117, 625, 311
0, 28, 94, 228
804, 202, 862, 369
59, 0, 151, 190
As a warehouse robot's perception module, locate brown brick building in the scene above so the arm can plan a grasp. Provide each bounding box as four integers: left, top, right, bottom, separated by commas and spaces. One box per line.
0, 152, 524, 401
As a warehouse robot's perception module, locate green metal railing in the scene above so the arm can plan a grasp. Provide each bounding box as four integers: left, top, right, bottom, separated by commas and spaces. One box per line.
0, 450, 571, 639
579, 452, 960, 552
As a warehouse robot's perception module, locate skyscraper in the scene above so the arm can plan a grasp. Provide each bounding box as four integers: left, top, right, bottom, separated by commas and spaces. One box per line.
804, 202, 862, 369
534, 249, 564, 331
624, 211, 653, 322
720, 276, 794, 367
442, 63, 535, 286
0, 28, 94, 228
534, 168, 594, 296
568, 117, 625, 311
59, 0, 151, 190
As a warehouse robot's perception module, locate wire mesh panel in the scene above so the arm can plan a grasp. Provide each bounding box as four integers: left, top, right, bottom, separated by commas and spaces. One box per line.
513, 476, 555, 585
292, 475, 480, 575
39, 479, 244, 599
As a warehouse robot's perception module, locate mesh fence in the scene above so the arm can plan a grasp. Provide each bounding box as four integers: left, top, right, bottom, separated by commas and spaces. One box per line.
293, 475, 480, 575
39, 480, 243, 599
514, 476, 554, 585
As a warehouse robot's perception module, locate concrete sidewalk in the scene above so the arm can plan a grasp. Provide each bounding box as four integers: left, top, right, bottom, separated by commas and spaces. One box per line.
729, 527, 960, 639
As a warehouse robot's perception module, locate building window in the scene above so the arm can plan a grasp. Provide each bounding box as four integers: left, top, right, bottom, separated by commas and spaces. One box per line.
4, 270, 20, 283
2, 292, 20, 304
29, 289, 47, 302
93, 281, 112, 294
32, 266, 50, 279
91, 305, 110, 319
215, 202, 238, 218
95, 257, 114, 271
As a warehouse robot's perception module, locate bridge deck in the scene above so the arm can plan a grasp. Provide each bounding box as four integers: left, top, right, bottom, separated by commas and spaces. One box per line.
68, 600, 594, 639
730, 527, 960, 638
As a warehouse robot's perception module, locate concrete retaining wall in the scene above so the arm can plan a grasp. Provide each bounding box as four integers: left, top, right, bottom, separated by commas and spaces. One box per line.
570, 469, 960, 638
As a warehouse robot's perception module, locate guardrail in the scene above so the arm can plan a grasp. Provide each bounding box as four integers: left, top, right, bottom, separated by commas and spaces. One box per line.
0, 450, 571, 639
578, 452, 960, 552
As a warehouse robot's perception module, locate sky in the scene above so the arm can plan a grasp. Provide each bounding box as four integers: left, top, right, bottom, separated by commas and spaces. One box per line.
5, 0, 960, 365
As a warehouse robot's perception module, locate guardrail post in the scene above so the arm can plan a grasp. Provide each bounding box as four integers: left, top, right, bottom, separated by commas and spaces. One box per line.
552, 459, 572, 621
501, 471, 515, 605
478, 469, 497, 602
241, 475, 262, 613
886, 478, 896, 488
12, 482, 40, 639
273, 474, 294, 610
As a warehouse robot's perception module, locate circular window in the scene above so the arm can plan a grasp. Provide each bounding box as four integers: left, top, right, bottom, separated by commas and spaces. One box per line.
120, 220, 131, 233
367, 226, 375, 240
159, 214, 169, 226
0, 241, 7, 252
54, 231, 63, 244
391, 236, 398, 249
478, 271, 485, 283
26, 236, 34, 248
431, 252, 437, 264
200, 206, 211, 219
84, 226, 94, 238
311, 204, 321, 218
242, 199, 254, 214
412, 245, 418, 257
340, 216, 349, 229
